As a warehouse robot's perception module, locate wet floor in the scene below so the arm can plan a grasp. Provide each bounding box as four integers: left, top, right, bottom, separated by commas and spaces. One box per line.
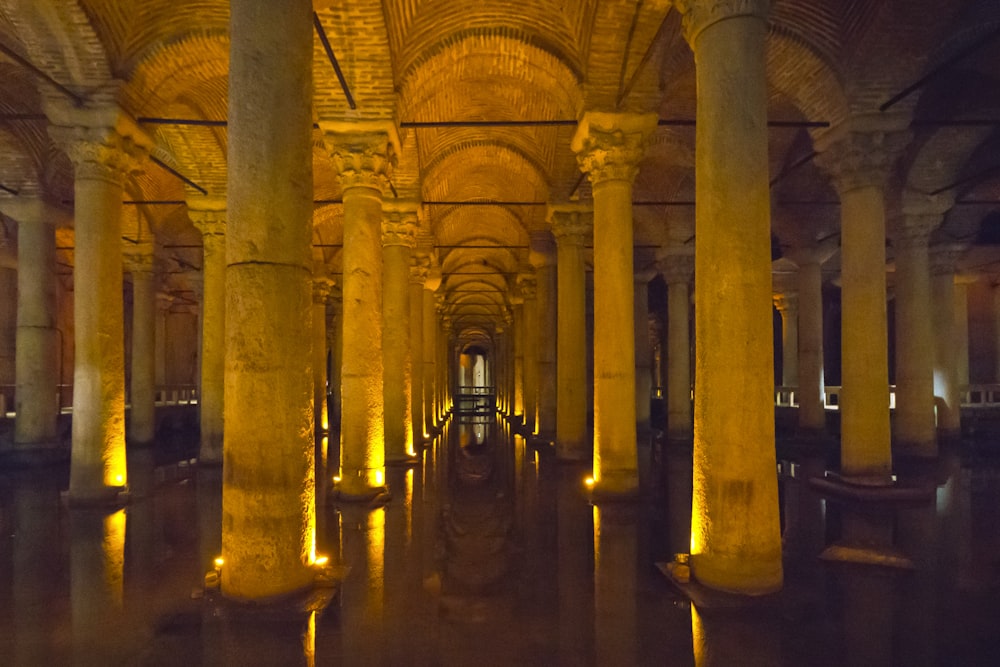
1, 416, 999, 666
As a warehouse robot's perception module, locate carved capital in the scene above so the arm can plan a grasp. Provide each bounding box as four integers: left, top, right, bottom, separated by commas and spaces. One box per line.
571, 112, 658, 186
188, 207, 227, 239
381, 216, 418, 248
675, 0, 770, 44
772, 292, 798, 314
660, 253, 694, 284
410, 251, 432, 285
324, 130, 396, 194
50, 125, 148, 185
124, 243, 156, 275
517, 273, 537, 300
548, 203, 593, 247
313, 276, 335, 304
814, 125, 911, 194
930, 244, 966, 276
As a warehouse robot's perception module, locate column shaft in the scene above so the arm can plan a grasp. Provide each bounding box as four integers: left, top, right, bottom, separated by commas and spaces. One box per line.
422, 289, 437, 432
513, 303, 525, 419
522, 286, 539, 433
666, 279, 692, 440
683, 1, 782, 593
191, 209, 226, 463
409, 270, 425, 440
534, 247, 557, 439
312, 285, 329, 433
14, 217, 59, 453
382, 216, 416, 463
797, 261, 825, 431
554, 216, 589, 460
955, 281, 970, 387
634, 276, 653, 434
931, 254, 960, 437
129, 265, 156, 445
223, 0, 315, 599
775, 297, 798, 387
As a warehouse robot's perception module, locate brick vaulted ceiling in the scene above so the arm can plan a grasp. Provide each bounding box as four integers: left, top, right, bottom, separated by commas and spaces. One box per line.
0, 0, 999, 334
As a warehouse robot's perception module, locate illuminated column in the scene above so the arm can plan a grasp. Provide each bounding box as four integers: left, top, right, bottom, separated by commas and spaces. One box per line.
931, 244, 965, 439
993, 284, 1000, 382
572, 111, 656, 499
189, 202, 226, 463
155, 293, 171, 388
223, 0, 315, 598
530, 232, 557, 439
410, 250, 430, 440
678, 0, 782, 593
323, 124, 398, 499
815, 118, 909, 484
13, 203, 60, 456
891, 201, 940, 457
382, 201, 418, 463
126, 244, 156, 445
550, 203, 591, 460
512, 299, 525, 420
422, 283, 439, 434
312, 271, 333, 434
329, 288, 343, 430
634, 269, 656, 436
662, 253, 693, 441
49, 113, 150, 505
955, 275, 974, 388
518, 273, 539, 432
438, 314, 451, 419
794, 251, 826, 431
773, 293, 798, 387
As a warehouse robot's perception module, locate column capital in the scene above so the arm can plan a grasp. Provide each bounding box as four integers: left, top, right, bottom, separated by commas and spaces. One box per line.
187, 201, 227, 238
571, 112, 658, 186
658, 252, 694, 284
313, 276, 336, 304
547, 202, 593, 246
410, 251, 431, 285
124, 242, 156, 274
47, 102, 153, 183
635, 267, 659, 283
381, 201, 418, 248
930, 243, 967, 276
675, 0, 770, 44
529, 230, 556, 268
516, 272, 537, 300
320, 122, 399, 194
814, 116, 911, 194
772, 292, 798, 313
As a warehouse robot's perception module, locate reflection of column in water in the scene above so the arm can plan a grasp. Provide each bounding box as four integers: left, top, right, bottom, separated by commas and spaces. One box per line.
340, 506, 386, 666
124, 448, 156, 600
691, 603, 780, 666
384, 467, 418, 664
70, 509, 126, 661
214, 607, 316, 666
664, 448, 693, 557
197, 466, 223, 575
557, 464, 594, 663
840, 568, 895, 666
895, 494, 937, 667
12, 479, 63, 665
593, 505, 638, 667
781, 456, 827, 559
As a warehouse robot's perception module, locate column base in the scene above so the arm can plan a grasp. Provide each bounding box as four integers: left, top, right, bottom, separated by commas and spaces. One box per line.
587, 475, 640, 504
385, 453, 421, 466
657, 558, 783, 609
818, 542, 915, 569
329, 480, 390, 505
203, 560, 340, 611
62, 485, 130, 508
808, 472, 935, 502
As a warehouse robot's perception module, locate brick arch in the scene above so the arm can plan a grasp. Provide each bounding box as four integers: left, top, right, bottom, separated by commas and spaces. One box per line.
422, 140, 550, 201
121, 30, 228, 116
432, 206, 528, 249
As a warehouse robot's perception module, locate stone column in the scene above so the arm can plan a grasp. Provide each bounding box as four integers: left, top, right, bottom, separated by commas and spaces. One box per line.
512, 299, 525, 420
409, 250, 430, 440
891, 200, 941, 457
438, 314, 452, 419
49, 114, 150, 505
993, 284, 1000, 383
572, 111, 656, 499
329, 289, 343, 431
662, 253, 694, 441
931, 244, 965, 439
815, 119, 909, 485
423, 284, 439, 434
518, 274, 539, 433
550, 203, 591, 460
223, 0, 316, 599
530, 232, 557, 440
189, 202, 226, 463
677, 0, 782, 593
323, 123, 398, 499
793, 250, 826, 432
312, 272, 333, 434
125, 244, 156, 446
955, 275, 975, 388
13, 204, 60, 457
634, 269, 656, 436
382, 201, 418, 463
773, 293, 798, 388
155, 293, 172, 388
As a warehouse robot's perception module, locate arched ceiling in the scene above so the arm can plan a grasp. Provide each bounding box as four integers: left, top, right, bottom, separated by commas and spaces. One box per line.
0, 0, 999, 327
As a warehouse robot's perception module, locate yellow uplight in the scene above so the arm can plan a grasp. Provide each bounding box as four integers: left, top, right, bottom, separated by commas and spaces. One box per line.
374, 469, 384, 486
214, 556, 224, 569
333, 475, 342, 483
584, 476, 595, 488
314, 555, 329, 567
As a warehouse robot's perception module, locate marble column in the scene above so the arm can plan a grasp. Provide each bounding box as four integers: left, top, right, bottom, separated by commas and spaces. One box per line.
793, 250, 826, 432
550, 203, 591, 460
312, 272, 333, 434
572, 111, 656, 499
634, 269, 656, 436
662, 253, 694, 441
329, 289, 343, 431
931, 244, 965, 439
323, 124, 398, 499
13, 204, 60, 456
518, 273, 539, 433
955, 275, 974, 389
125, 244, 156, 446
409, 250, 430, 440
678, 0, 782, 593
49, 114, 150, 505
773, 293, 798, 388
382, 201, 418, 463
530, 231, 557, 440
512, 299, 525, 421
891, 199, 941, 457
815, 119, 909, 485
189, 203, 226, 463
423, 284, 439, 434
223, 0, 316, 599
